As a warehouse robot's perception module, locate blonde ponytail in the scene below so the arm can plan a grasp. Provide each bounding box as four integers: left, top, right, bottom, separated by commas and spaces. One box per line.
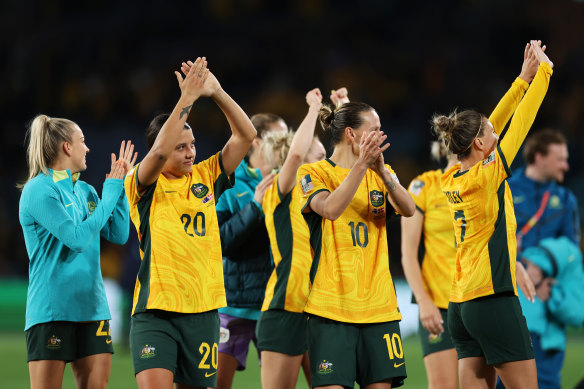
260, 130, 294, 170
18, 115, 75, 189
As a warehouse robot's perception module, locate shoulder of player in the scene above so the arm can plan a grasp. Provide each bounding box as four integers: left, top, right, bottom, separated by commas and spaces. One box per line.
21, 173, 68, 199
417, 169, 443, 184
440, 164, 460, 184
299, 159, 330, 173
297, 160, 329, 184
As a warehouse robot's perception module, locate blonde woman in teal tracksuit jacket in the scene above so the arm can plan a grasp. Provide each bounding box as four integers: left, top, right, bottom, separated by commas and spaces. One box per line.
19, 114, 136, 389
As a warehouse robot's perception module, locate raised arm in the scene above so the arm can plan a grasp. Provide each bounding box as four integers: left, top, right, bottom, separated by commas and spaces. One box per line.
308, 131, 388, 220
278, 88, 323, 196
181, 61, 256, 176
137, 57, 209, 190
401, 211, 444, 335
330, 87, 350, 107
500, 41, 553, 165
489, 43, 539, 135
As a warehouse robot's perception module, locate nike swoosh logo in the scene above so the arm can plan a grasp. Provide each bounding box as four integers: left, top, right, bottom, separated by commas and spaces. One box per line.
236, 192, 249, 198
394, 362, 405, 368
65, 203, 73, 207
204, 371, 217, 377
165, 190, 177, 193
106, 339, 112, 344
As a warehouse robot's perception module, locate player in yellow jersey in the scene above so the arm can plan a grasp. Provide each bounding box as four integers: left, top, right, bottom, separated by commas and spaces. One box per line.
297, 99, 415, 388
124, 57, 256, 389
256, 87, 328, 389
435, 41, 553, 389
401, 46, 540, 388
401, 143, 460, 389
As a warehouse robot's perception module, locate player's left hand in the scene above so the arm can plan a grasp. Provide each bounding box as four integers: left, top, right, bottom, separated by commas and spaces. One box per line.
181, 60, 223, 98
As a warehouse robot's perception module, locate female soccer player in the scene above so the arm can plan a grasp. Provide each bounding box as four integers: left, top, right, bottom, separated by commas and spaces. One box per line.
212, 112, 283, 389
256, 87, 326, 389
19, 115, 136, 389
124, 57, 256, 389
297, 99, 415, 388
401, 44, 540, 388
435, 40, 553, 389
401, 144, 460, 389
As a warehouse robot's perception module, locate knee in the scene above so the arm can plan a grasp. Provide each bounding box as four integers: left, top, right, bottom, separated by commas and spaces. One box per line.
428, 377, 458, 389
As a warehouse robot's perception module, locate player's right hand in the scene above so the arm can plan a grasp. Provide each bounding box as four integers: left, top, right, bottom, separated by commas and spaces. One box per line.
419, 299, 444, 336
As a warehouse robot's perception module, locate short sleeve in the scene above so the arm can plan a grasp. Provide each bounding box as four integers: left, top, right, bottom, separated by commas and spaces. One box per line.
297, 163, 330, 212
262, 174, 281, 216
408, 173, 428, 214
385, 164, 400, 185
124, 164, 146, 205
477, 145, 512, 192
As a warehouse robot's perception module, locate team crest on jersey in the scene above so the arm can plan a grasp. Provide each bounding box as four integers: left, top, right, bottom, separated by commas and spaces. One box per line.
46, 334, 62, 349
140, 344, 156, 359
191, 183, 209, 198
428, 333, 443, 344
409, 179, 425, 196
317, 360, 333, 374
87, 201, 96, 214
549, 195, 562, 209
370, 190, 384, 207
482, 151, 496, 167
300, 174, 314, 194
202, 193, 214, 204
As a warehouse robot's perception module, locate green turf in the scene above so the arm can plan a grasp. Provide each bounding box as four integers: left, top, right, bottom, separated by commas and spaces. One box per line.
1, 332, 582, 388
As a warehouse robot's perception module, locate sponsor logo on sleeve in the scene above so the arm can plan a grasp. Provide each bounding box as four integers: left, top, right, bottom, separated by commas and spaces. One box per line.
409, 179, 425, 196
301, 174, 314, 194
482, 151, 496, 167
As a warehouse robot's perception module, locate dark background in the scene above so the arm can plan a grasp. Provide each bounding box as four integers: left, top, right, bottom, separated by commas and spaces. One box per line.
2, 0, 584, 284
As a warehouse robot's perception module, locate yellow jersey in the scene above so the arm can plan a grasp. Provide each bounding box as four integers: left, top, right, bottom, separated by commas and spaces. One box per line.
124, 152, 233, 315
441, 63, 553, 303
261, 174, 313, 312
408, 169, 456, 309
297, 159, 402, 323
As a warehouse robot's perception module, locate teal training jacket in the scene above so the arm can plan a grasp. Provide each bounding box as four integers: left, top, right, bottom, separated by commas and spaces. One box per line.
19, 169, 128, 330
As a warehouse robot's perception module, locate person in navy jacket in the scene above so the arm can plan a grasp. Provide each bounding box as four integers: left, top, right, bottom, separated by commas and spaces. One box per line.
503, 129, 580, 389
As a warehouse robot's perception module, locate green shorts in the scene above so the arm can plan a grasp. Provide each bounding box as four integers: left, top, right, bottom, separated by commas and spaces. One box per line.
130, 309, 219, 387
307, 315, 406, 388
418, 309, 455, 357
256, 309, 308, 356
448, 293, 534, 365
26, 320, 113, 362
